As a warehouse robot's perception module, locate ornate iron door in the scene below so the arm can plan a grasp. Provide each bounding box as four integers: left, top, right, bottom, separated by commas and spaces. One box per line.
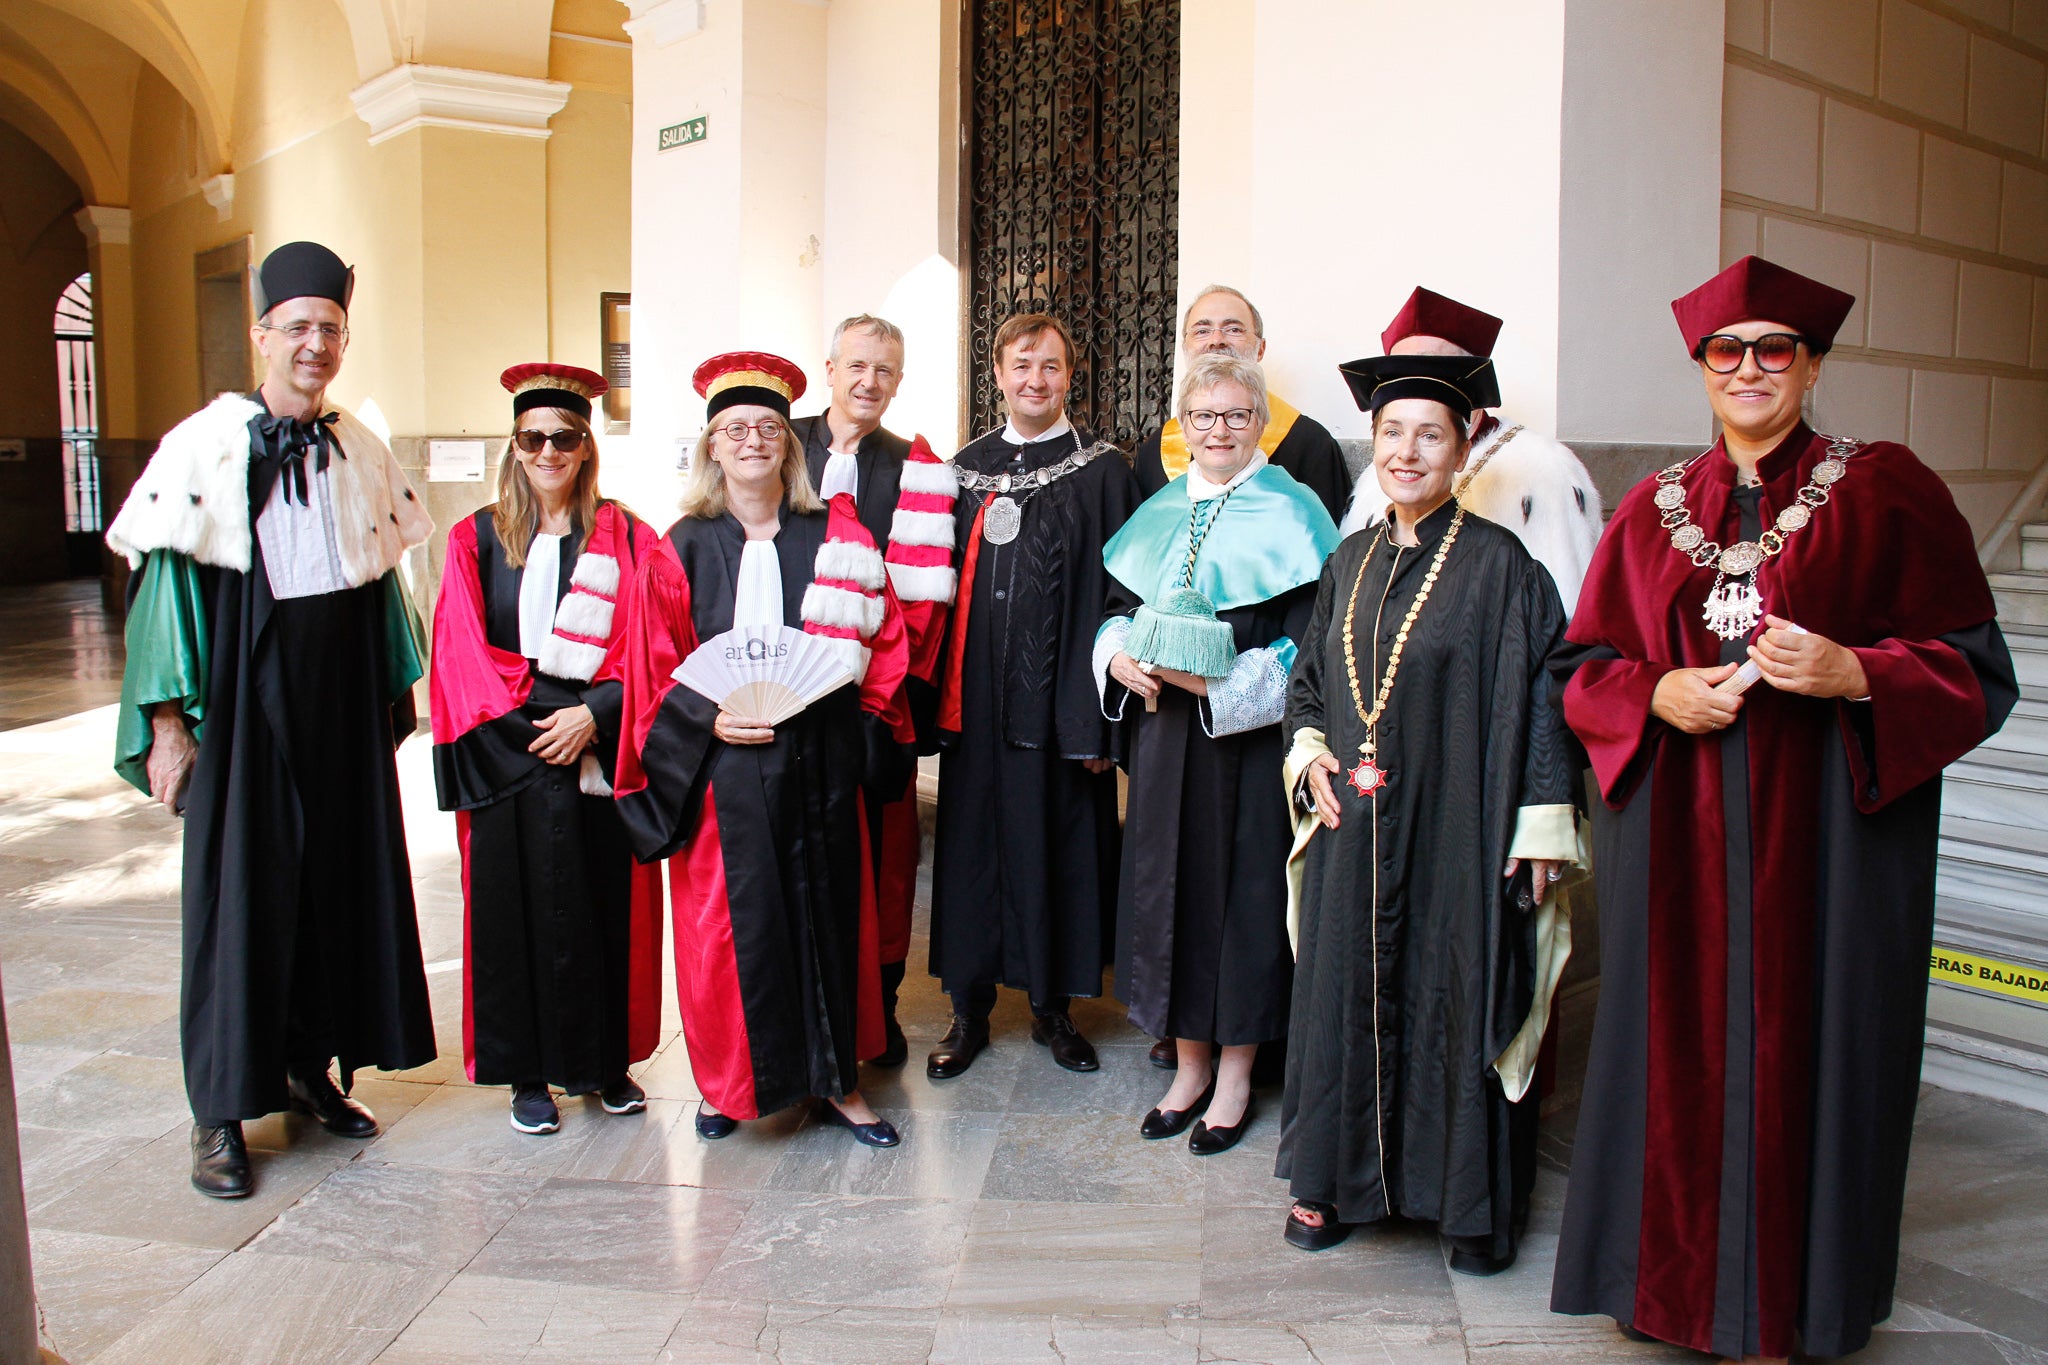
964, 0, 1180, 449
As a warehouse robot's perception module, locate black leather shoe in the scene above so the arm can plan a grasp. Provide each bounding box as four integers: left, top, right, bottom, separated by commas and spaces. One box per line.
1148, 1037, 1177, 1070
190, 1121, 251, 1199
1447, 1242, 1518, 1276
926, 1014, 989, 1079
1616, 1324, 1659, 1344
871, 1014, 909, 1069
1283, 1200, 1351, 1251
1139, 1081, 1213, 1140
1030, 1011, 1098, 1072
287, 1066, 378, 1138
1189, 1097, 1255, 1155
815, 1098, 900, 1148
695, 1106, 739, 1139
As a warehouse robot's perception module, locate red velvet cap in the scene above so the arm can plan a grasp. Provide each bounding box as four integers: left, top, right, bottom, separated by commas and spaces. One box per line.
1671, 255, 1856, 355
1380, 287, 1503, 357
500, 362, 607, 419
692, 351, 808, 420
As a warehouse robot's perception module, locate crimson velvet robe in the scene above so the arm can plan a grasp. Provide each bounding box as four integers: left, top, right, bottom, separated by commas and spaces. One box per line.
1548, 425, 2016, 1359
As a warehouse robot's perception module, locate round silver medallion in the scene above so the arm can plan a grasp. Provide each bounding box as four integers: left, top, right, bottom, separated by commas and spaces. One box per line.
983, 495, 1022, 545
1653, 484, 1686, 510
1811, 458, 1846, 485
1671, 525, 1705, 553
1775, 504, 1811, 533
1719, 541, 1766, 576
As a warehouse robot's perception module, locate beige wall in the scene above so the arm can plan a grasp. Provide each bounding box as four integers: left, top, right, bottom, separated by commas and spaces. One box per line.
1722, 0, 2048, 540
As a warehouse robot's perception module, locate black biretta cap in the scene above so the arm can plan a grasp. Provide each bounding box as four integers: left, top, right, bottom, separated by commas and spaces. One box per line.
1337, 353, 1502, 420
252, 241, 355, 317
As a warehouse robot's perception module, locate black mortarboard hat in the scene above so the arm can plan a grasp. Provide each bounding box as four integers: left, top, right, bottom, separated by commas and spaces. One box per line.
251, 241, 355, 317
1337, 354, 1502, 421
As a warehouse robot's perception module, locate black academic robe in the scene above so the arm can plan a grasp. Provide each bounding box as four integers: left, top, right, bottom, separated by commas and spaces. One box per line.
166, 462, 433, 1122
1278, 502, 1573, 1260
1135, 411, 1352, 524
930, 426, 1139, 1002
794, 413, 910, 547
1548, 427, 2018, 1359
1105, 585, 1313, 1045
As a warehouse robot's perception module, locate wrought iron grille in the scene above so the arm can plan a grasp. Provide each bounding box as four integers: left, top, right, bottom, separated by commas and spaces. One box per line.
964, 0, 1179, 450
55, 273, 100, 533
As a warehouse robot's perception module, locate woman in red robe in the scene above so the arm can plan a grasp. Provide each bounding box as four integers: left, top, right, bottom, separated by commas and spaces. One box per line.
614, 352, 914, 1147
430, 364, 663, 1135
1549, 258, 2017, 1361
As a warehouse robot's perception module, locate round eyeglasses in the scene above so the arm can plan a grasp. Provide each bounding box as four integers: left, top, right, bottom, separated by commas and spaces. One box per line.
717, 419, 786, 443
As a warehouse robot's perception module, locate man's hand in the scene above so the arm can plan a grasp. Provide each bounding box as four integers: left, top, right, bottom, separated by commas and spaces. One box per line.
530, 705, 597, 765
1650, 662, 1744, 735
1747, 614, 1869, 699
1505, 857, 1567, 910
1304, 752, 1342, 830
1080, 757, 1114, 774
1108, 651, 1160, 700
147, 706, 198, 814
714, 711, 775, 745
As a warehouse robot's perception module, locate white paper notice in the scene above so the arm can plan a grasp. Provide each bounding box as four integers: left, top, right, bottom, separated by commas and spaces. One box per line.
428, 439, 487, 482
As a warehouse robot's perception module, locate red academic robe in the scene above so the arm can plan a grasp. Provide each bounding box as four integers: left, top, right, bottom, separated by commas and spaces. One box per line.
429, 501, 664, 1086
1548, 425, 2016, 1359
613, 497, 913, 1119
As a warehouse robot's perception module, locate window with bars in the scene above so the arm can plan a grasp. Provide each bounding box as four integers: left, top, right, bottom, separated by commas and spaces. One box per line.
55, 273, 98, 533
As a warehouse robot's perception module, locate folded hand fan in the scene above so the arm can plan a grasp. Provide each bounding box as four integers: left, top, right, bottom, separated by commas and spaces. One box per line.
671, 625, 857, 725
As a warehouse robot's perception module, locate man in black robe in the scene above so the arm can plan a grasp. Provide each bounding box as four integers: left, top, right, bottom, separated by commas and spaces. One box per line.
1132, 285, 1351, 521
927, 312, 1139, 1077
105, 242, 436, 1197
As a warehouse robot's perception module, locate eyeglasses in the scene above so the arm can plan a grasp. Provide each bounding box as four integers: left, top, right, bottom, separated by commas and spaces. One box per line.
514, 429, 588, 454
717, 419, 786, 443
260, 322, 348, 344
1697, 332, 1806, 374
1184, 408, 1256, 432
1187, 322, 1254, 342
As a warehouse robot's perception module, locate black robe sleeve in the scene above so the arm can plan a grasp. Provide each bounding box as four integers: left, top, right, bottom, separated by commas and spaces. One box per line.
1053, 454, 1142, 759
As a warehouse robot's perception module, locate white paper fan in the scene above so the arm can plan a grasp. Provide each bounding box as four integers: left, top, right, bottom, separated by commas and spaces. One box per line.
671, 625, 858, 725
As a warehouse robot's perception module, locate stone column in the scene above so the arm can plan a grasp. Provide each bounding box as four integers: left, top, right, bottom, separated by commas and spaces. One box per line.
75, 207, 141, 613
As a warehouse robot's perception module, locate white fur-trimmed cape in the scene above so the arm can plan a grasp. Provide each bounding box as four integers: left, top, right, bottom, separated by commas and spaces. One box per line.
105, 392, 434, 587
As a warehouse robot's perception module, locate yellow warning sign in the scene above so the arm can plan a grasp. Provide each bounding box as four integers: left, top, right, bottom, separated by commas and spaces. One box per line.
1931, 946, 2048, 1010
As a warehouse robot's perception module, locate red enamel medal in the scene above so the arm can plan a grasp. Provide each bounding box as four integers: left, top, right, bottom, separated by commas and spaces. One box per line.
1347, 755, 1386, 799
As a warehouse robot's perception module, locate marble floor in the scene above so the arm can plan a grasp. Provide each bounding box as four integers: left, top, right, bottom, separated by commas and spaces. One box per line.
5, 579, 2048, 1363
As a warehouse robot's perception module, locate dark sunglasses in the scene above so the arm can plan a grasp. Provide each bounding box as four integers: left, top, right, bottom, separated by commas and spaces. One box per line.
1696, 332, 1807, 374
514, 428, 588, 454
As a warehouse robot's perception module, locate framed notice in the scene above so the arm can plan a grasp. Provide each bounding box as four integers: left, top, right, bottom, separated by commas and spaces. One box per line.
428, 439, 487, 482
601, 292, 630, 432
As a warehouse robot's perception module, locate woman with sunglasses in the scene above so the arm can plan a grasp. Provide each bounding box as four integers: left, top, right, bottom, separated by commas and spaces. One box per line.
1098, 353, 1339, 1154
614, 352, 915, 1148
1549, 257, 2016, 1362
429, 364, 663, 1136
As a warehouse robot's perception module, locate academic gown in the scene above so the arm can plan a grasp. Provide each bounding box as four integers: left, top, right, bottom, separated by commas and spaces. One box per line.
429, 503, 664, 1091
1549, 425, 2017, 1360
613, 508, 911, 1119
1134, 398, 1352, 525
794, 414, 924, 968
1098, 464, 1339, 1045
1278, 501, 1575, 1260
931, 426, 1140, 1003
115, 460, 434, 1123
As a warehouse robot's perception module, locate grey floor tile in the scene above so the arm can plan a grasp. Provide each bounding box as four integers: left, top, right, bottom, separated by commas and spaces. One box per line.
633, 1034, 703, 1102
928, 1311, 1201, 1363
1905, 1087, 2048, 1300
1843, 1332, 2013, 1363
766, 1106, 1003, 1201
1195, 1104, 1290, 1208
1447, 1232, 1566, 1329
947, 1199, 1202, 1318
655, 1298, 940, 1365
242, 1076, 442, 1157
376, 1271, 688, 1364
28, 1227, 225, 1364
468, 1176, 752, 1295
250, 1160, 539, 1268
1194, 1320, 1471, 1364
1197, 1205, 1460, 1325
13, 1050, 190, 1139
362, 1079, 606, 1178
980, 1111, 1206, 1206
856, 1040, 1028, 1115
0, 1042, 94, 1093
89, 1250, 449, 1365
16, 1123, 149, 1214
1005, 1043, 1183, 1117
701, 1192, 973, 1309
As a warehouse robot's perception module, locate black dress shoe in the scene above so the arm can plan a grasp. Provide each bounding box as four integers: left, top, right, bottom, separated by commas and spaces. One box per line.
287, 1067, 378, 1138
1447, 1242, 1518, 1276
1188, 1097, 1255, 1155
1283, 1200, 1351, 1251
870, 1014, 909, 1069
926, 1014, 989, 1079
1139, 1081, 1214, 1140
1148, 1037, 1177, 1070
1030, 1011, 1098, 1072
815, 1098, 900, 1148
190, 1121, 251, 1199
695, 1106, 739, 1139
1616, 1324, 1659, 1343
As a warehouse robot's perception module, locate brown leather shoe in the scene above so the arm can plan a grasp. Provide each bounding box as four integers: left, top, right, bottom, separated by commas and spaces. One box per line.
190, 1121, 251, 1199
926, 1014, 989, 1079
1030, 1011, 1098, 1072
1148, 1037, 1177, 1070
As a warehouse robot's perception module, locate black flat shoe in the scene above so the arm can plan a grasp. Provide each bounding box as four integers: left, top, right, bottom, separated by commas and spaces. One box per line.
1448, 1243, 1518, 1276
1148, 1037, 1177, 1070
1616, 1323, 1659, 1344
1030, 1011, 1098, 1072
926, 1014, 989, 1079
190, 1121, 251, 1199
695, 1107, 739, 1139
1188, 1098, 1255, 1155
815, 1099, 900, 1148
1283, 1200, 1351, 1251
286, 1066, 379, 1138
1139, 1081, 1214, 1140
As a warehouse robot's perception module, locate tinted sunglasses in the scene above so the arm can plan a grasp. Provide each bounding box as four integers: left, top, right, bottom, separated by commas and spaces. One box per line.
514, 428, 588, 454
1696, 332, 1807, 374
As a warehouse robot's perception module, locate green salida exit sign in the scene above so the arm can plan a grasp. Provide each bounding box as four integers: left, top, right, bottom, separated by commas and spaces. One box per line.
658, 116, 708, 151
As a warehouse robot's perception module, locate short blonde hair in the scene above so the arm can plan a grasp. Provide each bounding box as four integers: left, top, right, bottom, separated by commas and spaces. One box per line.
1176, 353, 1270, 424
678, 422, 823, 520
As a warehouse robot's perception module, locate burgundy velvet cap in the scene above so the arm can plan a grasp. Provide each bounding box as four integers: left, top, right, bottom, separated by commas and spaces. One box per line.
1380, 287, 1504, 357
1671, 255, 1856, 355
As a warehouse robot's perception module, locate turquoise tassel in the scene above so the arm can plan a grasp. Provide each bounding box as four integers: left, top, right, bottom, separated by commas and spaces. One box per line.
1126, 587, 1237, 677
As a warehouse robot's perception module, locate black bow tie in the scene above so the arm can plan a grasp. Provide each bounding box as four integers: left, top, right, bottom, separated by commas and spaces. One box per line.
250, 410, 341, 506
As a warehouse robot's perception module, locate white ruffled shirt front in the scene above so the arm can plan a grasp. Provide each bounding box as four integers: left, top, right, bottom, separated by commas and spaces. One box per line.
733, 540, 785, 628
